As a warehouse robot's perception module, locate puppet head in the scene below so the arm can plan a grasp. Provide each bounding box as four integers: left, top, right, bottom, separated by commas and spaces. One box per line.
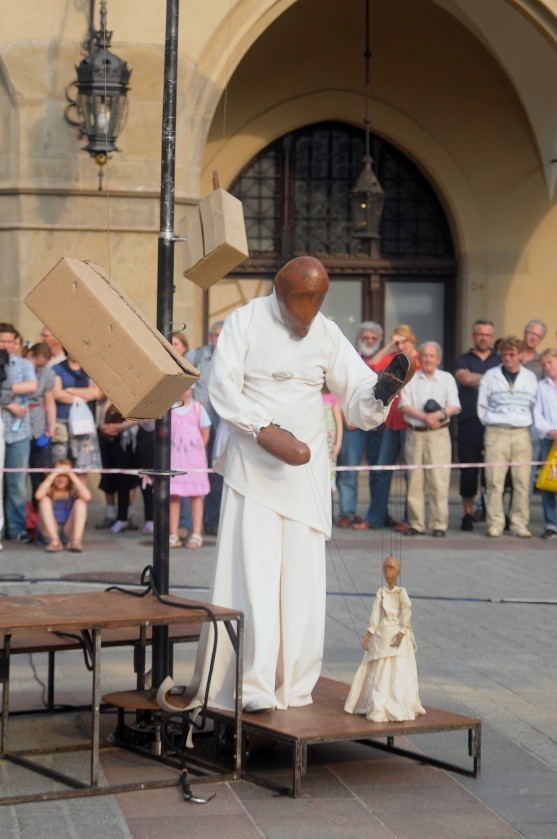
274, 256, 329, 339
383, 555, 401, 587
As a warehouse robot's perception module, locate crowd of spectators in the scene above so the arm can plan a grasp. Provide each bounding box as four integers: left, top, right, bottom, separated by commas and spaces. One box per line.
0, 321, 222, 552
0, 314, 555, 551
333, 317, 557, 539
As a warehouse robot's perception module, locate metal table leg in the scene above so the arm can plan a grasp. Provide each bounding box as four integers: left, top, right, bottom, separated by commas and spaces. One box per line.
0, 634, 11, 755
90, 628, 102, 787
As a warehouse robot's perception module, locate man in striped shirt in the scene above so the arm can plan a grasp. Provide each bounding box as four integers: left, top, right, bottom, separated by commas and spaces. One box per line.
478, 336, 538, 538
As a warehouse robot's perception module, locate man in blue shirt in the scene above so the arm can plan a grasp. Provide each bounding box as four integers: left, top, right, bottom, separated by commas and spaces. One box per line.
0, 323, 37, 544
454, 320, 500, 531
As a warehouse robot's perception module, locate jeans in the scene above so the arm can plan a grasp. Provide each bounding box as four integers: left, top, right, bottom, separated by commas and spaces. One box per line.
337, 427, 382, 519
29, 437, 52, 504
540, 438, 557, 531
179, 497, 192, 531
365, 427, 406, 527
4, 437, 31, 538
204, 424, 223, 533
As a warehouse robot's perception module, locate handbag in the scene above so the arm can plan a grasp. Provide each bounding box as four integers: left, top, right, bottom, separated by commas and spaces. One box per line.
68, 397, 96, 437
52, 420, 69, 444
535, 441, 557, 493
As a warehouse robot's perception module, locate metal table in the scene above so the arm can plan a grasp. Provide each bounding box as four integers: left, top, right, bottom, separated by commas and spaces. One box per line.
0, 590, 243, 804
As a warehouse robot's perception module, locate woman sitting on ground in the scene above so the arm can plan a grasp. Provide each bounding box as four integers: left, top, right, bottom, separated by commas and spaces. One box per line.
35, 458, 91, 552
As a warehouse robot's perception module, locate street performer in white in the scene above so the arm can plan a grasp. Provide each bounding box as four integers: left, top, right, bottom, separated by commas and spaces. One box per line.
160, 256, 414, 714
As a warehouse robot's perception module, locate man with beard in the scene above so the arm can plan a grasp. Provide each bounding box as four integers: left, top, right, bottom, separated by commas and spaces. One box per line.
335, 322, 384, 528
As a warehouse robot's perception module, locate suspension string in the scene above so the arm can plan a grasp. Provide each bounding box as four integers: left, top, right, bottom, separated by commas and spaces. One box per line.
305, 462, 371, 637
100, 7, 112, 278
218, 0, 233, 174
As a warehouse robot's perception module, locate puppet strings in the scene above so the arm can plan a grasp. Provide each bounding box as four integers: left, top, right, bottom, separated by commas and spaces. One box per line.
305, 453, 408, 636
304, 462, 372, 644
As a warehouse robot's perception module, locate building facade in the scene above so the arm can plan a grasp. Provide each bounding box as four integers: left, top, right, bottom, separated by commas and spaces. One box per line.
1, 0, 556, 355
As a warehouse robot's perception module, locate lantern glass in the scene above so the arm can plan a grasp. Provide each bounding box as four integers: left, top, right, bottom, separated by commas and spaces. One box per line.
351, 157, 385, 238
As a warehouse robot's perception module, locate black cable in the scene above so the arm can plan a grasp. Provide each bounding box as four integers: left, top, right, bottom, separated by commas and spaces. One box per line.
105, 564, 221, 731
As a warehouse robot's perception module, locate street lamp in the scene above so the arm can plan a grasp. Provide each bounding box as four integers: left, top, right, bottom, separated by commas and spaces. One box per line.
65, 0, 131, 185
351, 0, 385, 238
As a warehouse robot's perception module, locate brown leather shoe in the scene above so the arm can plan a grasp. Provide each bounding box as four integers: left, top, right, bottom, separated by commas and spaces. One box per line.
352, 520, 379, 530
257, 423, 310, 466
393, 521, 411, 533
335, 515, 352, 528
374, 352, 416, 405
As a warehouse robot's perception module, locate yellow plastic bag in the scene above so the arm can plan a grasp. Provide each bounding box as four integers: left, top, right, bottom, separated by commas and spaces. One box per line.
535, 441, 557, 492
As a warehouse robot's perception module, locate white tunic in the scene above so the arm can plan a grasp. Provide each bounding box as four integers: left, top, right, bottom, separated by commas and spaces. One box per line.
209, 291, 388, 537
186, 291, 390, 712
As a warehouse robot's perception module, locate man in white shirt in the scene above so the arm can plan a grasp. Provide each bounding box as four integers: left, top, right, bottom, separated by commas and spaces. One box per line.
478, 336, 538, 538
184, 256, 411, 714
400, 342, 461, 537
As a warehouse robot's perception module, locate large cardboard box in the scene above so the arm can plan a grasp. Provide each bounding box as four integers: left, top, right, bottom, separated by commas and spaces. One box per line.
183, 188, 249, 289
25, 258, 199, 419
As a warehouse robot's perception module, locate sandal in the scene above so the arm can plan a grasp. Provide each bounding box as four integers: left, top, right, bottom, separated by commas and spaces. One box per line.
169, 534, 183, 549
45, 540, 63, 553
186, 534, 203, 549
67, 540, 84, 553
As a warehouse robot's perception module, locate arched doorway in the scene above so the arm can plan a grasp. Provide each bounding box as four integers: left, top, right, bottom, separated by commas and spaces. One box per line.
208, 122, 457, 357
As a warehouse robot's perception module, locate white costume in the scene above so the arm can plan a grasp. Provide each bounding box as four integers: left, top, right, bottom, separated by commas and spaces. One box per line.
344, 585, 425, 722
189, 291, 388, 711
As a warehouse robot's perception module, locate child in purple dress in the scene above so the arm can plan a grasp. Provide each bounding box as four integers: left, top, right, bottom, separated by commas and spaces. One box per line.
169, 386, 211, 548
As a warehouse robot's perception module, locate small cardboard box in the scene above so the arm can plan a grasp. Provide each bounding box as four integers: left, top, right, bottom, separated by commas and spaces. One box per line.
183, 188, 249, 289
25, 257, 199, 419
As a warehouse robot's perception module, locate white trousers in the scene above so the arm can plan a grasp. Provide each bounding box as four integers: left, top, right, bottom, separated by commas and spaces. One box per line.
484, 425, 532, 531
405, 427, 452, 532
191, 486, 326, 711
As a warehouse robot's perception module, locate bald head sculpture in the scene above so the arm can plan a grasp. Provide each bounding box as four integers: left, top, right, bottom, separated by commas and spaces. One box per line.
275, 256, 329, 338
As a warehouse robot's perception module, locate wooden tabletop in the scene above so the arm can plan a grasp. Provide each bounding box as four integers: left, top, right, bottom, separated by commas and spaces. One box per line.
0, 590, 242, 635
215, 677, 481, 742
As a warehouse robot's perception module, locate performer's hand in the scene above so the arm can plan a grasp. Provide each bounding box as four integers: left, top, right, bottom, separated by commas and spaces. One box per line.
390, 632, 404, 648
361, 630, 373, 650
257, 423, 311, 466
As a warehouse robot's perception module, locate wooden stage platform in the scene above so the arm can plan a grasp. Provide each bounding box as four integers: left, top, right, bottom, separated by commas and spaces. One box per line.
212, 677, 482, 797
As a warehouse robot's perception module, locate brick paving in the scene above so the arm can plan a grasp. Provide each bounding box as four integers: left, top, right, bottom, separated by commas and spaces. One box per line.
0, 484, 555, 838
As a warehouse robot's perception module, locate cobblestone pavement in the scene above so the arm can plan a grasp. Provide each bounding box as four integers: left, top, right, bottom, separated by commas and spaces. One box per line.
0, 484, 555, 839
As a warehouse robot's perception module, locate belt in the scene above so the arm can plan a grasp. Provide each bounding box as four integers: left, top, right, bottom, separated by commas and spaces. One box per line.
408, 424, 448, 432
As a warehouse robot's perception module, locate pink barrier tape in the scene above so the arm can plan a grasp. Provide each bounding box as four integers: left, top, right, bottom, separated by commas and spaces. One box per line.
0, 461, 547, 474
334, 460, 545, 472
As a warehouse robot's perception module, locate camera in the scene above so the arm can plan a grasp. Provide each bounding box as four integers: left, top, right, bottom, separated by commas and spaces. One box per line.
0, 348, 9, 387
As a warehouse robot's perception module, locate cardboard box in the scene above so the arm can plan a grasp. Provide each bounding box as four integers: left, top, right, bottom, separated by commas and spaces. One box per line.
183, 188, 249, 289
25, 258, 199, 419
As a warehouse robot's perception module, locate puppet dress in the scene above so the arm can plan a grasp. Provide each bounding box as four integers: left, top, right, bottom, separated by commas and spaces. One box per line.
169, 402, 211, 498
344, 585, 425, 722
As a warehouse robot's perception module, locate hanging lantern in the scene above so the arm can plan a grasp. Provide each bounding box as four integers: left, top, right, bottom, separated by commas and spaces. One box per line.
66, 1, 131, 171
351, 153, 385, 238
351, 0, 385, 238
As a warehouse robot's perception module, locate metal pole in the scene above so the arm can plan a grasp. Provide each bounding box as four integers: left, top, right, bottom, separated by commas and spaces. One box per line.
152, 0, 180, 687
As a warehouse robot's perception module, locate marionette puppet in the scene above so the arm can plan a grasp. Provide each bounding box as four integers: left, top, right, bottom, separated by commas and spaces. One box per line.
344, 554, 425, 723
